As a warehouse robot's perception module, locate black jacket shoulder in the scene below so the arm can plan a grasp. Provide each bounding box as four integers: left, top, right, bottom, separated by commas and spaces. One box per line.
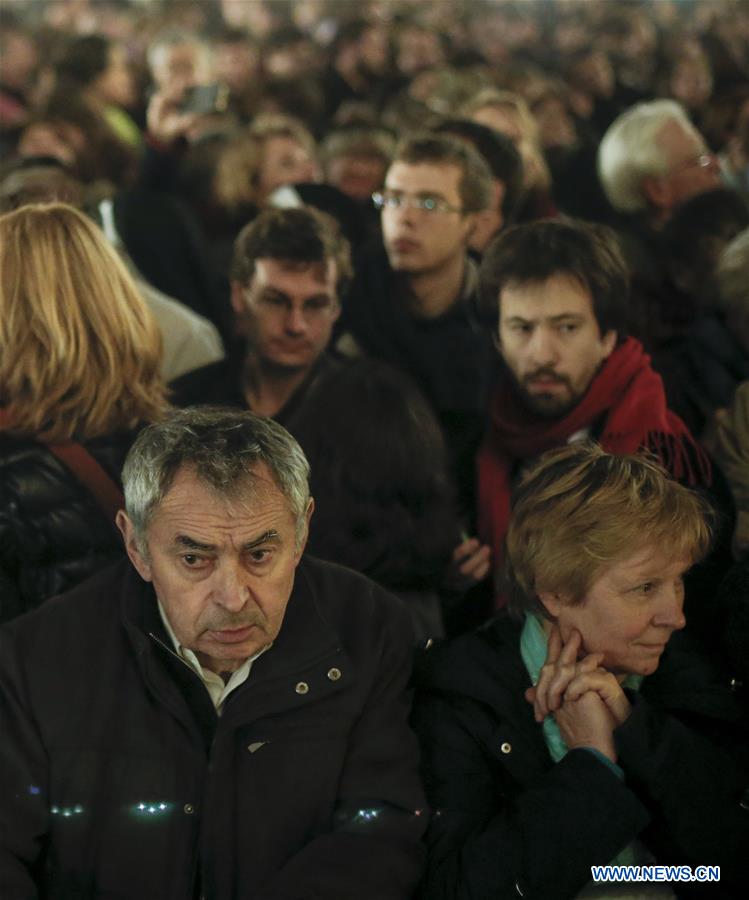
0, 431, 136, 622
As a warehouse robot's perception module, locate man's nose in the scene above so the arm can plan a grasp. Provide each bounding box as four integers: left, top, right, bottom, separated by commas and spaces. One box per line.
527, 327, 559, 367
389, 200, 416, 227
284, 305, 308, 335
213, 563, 249, 612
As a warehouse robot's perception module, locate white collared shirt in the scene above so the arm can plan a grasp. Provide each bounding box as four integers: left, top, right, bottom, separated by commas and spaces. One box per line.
157, 601, 270, 714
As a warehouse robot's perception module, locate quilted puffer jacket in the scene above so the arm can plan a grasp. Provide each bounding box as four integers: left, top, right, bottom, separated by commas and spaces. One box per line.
0, 431, 137, 622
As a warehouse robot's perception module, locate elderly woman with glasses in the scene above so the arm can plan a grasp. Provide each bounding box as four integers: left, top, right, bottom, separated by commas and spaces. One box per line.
413, 443, 749, 899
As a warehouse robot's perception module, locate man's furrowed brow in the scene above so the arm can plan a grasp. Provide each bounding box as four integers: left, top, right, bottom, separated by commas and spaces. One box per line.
244, 530, 280, 550
174, 531, 281, 552
504, 314, 534, 324
257, 286, 291, 301
548, 313, 586, 323
175, 535, 216, 552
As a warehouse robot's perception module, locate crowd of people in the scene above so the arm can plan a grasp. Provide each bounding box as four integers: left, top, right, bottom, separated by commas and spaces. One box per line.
1, 0, 748, 897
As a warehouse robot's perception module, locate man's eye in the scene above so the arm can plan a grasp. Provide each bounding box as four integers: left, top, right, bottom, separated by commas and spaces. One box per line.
304, 298, 333, 313
248, 548, 272, 564
182, 554, 208, 568
558, 323, 579, 334
262, 295, 287, 308
420, 196, 438, 211
510, 323, 532, 334
638, 582, 655, 594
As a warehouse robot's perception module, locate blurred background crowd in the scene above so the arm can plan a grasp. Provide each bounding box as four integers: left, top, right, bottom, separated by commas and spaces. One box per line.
1, 0, 748, 635
2, 0, 746, 234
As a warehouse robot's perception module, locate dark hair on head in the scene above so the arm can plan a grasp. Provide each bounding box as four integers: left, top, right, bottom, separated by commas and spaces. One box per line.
290, 360, 460, 591
433, 117, 523, 223
478, 217, 629, 335
661, 187, 749, 307
663, 188, 749, 260
56, 34, 111, 87
231, 205, 353, 298
0, 159, 84, 213
392, 132, 493, 213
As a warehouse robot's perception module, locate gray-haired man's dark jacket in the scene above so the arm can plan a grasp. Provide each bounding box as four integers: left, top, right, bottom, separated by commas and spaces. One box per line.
0, 556, 426, 899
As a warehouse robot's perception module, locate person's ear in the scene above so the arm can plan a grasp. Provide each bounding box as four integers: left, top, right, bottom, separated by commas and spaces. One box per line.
601, 328, 617, 358
468, 209, 502, 254
493, 180, 505, 227
641, 175, 672, 211
537, 589, 564, 619
230, 280, 247, 316
294, 497, 315, 562
116, 510, 153, 582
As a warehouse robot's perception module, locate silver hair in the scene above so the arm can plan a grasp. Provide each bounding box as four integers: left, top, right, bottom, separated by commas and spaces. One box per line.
597, 99, 697, 213
122, 407, 310, 551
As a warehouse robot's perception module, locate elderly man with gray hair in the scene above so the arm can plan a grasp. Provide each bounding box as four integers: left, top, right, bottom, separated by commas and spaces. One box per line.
598, 99, 721, 230
597, 100, 725, 348
0, 407, 426, 899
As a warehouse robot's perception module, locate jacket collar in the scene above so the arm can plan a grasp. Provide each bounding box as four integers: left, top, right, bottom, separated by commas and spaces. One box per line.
118, 557, 349, 725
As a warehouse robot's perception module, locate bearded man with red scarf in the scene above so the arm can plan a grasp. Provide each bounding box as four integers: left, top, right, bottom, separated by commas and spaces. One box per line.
477, 219, 719, 598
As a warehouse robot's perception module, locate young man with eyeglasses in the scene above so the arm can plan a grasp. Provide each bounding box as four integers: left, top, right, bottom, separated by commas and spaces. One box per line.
338, 134, 496, 532
171, 206, 351, 423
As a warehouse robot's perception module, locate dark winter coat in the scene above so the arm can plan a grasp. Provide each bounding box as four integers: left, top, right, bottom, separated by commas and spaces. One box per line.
339, 242, 497, 515
411, 614, 749, 900
0, 556, 426, 899
0, 432, 135, 623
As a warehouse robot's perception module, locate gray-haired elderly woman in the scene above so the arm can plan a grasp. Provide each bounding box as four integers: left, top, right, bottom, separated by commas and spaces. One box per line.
413, 442, 749, 899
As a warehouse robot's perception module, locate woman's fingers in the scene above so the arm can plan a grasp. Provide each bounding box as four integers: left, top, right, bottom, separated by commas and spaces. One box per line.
534, 628, 582, 721
564, 670, 632, 725
545, 625, 562, 665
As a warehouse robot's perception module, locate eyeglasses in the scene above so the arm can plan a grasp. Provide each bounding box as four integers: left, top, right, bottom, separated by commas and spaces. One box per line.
372, 191, 464, 215
245, 289, 338, 322
667, 153, 716, 177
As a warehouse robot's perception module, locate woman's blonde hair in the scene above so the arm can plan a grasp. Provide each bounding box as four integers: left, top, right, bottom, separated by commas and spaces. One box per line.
214, 114, 317, 210
214, 131, 264, 209
0, 203, 167, 442
464, 88, 551, 190
504, 442, 713, 619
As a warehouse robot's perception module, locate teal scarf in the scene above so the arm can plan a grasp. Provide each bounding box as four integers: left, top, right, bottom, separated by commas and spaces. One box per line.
520, 614, 643, 867
520, 614, 643, 761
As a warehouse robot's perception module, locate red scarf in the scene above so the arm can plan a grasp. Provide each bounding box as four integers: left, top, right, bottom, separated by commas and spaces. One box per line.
477, 337, 712, 587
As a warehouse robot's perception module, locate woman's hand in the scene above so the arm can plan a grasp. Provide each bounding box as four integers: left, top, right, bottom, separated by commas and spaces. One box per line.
564, 668, 632, 727
554, 690, 619, 764
524, 626, 604, 723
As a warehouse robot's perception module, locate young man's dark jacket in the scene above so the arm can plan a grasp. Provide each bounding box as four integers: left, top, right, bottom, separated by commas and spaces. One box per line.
340, 242, 497, 515
411, 614, 749, 900
0, 557, 426, 899
169, 347, 345, 432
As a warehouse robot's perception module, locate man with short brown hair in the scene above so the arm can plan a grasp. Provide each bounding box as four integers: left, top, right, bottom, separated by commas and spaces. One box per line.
171, 205, 351, 422
339, 133, 495, 515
